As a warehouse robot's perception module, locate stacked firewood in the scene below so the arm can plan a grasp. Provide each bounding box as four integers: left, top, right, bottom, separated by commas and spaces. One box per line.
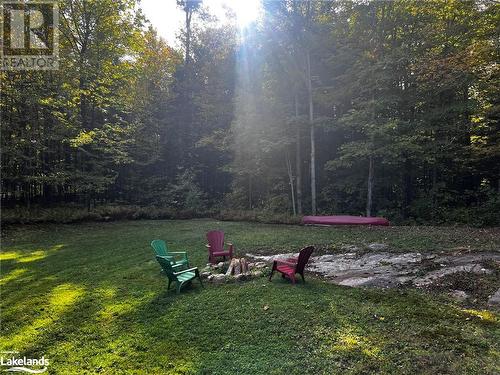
225, 258, 249, 276
202, 259, 268, 283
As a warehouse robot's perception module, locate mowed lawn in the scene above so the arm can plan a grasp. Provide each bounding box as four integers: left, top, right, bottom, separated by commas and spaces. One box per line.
1, 219, 499, 374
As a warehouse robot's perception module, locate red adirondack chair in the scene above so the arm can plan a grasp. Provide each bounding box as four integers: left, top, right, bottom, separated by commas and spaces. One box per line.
269, 246, 314, 285
206, 230, 234, 264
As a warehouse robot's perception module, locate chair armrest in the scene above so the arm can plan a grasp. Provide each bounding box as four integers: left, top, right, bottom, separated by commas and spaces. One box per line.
276, 260, 297, 267
157, 255, 173, 261
175, 267, 198, 275
158, 256, 185, 268
169, 251, 188, 260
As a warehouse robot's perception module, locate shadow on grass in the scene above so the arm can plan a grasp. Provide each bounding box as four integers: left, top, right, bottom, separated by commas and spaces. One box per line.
1, 221, 499, 374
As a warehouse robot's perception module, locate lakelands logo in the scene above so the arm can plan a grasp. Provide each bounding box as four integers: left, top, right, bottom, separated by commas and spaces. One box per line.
0, 352, 49, 373
0, 0, 59, 70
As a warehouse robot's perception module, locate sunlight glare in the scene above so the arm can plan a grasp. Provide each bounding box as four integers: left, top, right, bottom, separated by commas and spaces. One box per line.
232, 0, 260, 27
217, 0, 260, 27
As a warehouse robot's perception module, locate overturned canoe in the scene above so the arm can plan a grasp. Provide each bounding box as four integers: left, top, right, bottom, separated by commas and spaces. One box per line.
302, 215, 390, 226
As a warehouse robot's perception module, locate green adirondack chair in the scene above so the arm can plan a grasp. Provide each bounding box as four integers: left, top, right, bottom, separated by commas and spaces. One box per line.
155, 256, 203, 294
151, 239, 189, 269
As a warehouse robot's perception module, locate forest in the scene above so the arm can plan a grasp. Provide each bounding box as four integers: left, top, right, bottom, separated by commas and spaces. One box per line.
1, 0, 499, 225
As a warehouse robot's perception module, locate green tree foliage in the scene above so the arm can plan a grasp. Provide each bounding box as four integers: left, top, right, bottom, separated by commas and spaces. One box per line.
229, 0, 499, 225
1, 0, 498, 225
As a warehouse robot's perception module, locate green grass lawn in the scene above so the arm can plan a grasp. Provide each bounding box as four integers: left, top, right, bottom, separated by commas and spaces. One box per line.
1, 220, 499, 374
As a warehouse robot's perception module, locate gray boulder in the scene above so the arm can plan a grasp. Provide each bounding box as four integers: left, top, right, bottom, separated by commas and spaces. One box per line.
367, 243, 388, 251
487, 288, 500, 309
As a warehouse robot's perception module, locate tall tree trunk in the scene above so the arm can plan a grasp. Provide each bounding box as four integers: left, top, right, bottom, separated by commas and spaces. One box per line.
79, 75, 88, 129
295, 93, 303, 214
402, 158, 413, 219
366, 155, 374, 217
286, 152, 296, 215
184, 8, 192, 66
306, 50, 316, 215
248, 174, 252, 209
25, 182, 31, 209
497, 166, 500, 194
432, 151, 437, 211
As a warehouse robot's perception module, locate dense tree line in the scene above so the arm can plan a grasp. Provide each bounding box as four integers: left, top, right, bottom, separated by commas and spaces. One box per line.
1, 0, 499, 225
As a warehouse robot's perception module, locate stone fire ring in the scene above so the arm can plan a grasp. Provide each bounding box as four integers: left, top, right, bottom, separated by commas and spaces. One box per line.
200, 258, 268, 284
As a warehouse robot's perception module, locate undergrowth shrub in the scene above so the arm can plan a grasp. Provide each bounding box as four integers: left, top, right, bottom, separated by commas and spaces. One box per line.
216, 210, 302, 225
0, 205, 212, 225
1, 205, 302, 226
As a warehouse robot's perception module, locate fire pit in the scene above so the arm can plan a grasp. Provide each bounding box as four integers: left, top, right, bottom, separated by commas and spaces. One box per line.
201, 258, 268, 283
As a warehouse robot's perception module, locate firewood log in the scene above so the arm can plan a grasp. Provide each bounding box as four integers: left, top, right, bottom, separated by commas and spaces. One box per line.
241, 258, 248, 273
225, 258, 235, 276
234, 258, 241, 275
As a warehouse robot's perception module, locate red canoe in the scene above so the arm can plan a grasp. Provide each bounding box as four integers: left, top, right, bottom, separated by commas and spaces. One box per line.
302, 215, 390, 226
